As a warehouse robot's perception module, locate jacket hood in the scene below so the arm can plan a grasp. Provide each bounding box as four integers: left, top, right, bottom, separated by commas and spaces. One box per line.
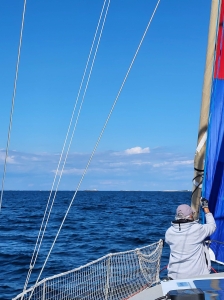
171, 219, 199, 232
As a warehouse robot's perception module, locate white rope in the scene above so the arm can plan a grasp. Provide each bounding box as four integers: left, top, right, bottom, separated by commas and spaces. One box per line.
30, 0, 161, 294
23, 0, 110, 292
50, 0, 111, 194
0, 0, 27, 212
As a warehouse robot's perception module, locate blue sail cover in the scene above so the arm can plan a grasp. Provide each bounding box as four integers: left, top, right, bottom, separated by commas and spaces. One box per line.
203, 0, 224, 265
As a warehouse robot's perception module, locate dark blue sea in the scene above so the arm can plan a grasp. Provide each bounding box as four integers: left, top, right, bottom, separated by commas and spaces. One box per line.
1, 191, 223, 299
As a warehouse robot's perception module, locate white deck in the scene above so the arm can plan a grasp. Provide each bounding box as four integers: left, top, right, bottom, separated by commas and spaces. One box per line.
129, 272, 224, 300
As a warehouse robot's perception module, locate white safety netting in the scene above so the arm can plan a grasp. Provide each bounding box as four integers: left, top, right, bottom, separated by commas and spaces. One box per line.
13, 240, 163, 300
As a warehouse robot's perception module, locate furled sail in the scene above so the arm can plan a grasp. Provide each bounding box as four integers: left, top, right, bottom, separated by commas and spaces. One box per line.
191, 0, 219, 219
203, 0, 224, 265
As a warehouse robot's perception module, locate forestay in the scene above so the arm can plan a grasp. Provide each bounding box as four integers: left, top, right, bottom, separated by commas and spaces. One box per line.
13, 240, 163, 300
203, 0, 224, 265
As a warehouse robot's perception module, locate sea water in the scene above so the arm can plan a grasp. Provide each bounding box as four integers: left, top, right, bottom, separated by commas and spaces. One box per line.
0, 191, 223, 299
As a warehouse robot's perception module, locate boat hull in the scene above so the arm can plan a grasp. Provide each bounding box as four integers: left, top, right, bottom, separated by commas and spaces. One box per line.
130, 272, 224, 300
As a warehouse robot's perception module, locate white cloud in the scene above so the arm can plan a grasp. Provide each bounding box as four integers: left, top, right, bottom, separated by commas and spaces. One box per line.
99, 179, 130, 187
132, 161, 151, 166
114, 146, 150, 156
0, 147, 194, 190
153, 162, 169, 168
53, 168, 84, 175
153, 160, 193, 168
125, 147, 150, 155
107, 162, 126, 167
173, 160, 193, 165
0, 152, 16, 164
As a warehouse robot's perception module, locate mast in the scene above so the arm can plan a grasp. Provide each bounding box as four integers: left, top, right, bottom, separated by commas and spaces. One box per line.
191, 0, 220, 219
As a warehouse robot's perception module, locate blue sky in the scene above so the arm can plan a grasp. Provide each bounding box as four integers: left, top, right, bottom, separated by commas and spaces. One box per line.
0, 0, 211, 191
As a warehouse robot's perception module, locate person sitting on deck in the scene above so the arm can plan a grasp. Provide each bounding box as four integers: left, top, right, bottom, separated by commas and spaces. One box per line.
165, 199, 216, 280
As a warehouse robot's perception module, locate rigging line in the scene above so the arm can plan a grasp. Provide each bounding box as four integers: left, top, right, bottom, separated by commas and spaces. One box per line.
29, 0, 161, 294
47, 0, 111, 219
50, 0, 111, 198
24, 0, 110, 291
0, 0, 27, 212
191, 180, 203, 197
208, 240, 224, 245
192, 174, 203, 181
28, 1, 111, 292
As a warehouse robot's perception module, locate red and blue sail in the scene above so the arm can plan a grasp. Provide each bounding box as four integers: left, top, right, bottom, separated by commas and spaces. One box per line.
203, 0, 224, 264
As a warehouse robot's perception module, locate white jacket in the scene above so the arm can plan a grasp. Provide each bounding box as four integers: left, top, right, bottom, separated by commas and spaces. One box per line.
165, 213, 216, 280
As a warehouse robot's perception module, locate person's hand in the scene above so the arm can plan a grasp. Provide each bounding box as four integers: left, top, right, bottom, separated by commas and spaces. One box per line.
200, 198, 209, 208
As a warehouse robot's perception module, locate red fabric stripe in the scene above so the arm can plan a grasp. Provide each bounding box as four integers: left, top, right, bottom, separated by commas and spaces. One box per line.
214, 0, 224, 79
